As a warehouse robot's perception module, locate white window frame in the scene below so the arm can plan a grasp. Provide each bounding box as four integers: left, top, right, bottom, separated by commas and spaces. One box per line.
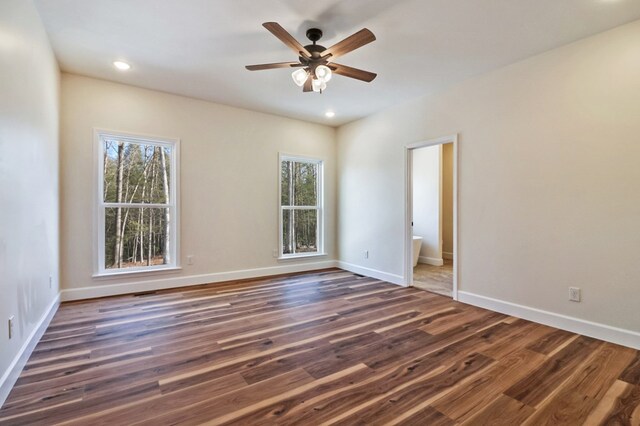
94, 129, 180, 277
278, 154, 325, 259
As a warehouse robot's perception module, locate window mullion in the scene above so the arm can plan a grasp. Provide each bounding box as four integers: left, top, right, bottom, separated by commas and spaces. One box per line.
103, 202, 172, 208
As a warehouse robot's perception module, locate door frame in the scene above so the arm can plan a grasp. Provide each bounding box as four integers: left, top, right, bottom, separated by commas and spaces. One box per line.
404, 134, 458, 299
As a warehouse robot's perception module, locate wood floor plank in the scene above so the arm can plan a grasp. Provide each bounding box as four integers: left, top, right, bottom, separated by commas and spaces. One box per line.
400, 406, 455, 426
142, 368, 315, 425
61, 373, 248, 425
525, 328, 576, 355
621, 352, 640, 386
503, 335, 603, 407
584, 380, 640, 425
432, 349, 545, 422
0, 268, 638, 425
331, 353, 494, 425
462, 394, 535, 425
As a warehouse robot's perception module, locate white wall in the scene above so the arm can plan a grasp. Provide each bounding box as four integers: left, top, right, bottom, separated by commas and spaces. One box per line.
60, 74, 336, 299
412, 145, 441, 261
337, 20, 640, 337
0, 0, 60, 399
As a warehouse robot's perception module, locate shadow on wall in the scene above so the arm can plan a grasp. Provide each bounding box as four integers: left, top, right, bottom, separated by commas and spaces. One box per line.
17, 222, 54, 339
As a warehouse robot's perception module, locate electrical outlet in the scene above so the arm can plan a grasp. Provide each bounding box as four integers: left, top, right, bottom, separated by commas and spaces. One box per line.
8, 316, 15, 339
272, 249, 279, 258
49, 275, 53, 289
364, 250, 369, 259
569, 287, 581, 302
186, 255, 194, 265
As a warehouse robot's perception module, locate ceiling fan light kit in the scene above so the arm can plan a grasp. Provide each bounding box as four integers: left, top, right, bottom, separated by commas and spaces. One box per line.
315, 65, 332, 82
291, 68, 309, 87
246, 22, 377, 94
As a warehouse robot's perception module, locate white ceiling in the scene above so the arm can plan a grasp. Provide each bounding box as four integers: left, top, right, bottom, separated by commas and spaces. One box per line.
35, 0, 640, 126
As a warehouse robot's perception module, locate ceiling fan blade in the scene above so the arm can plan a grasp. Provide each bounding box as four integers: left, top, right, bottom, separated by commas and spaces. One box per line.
329, 63, 377, 82
303, 77, 313, 92
263, 22, 312, 58
321, 28, 376, 59
245, 62, 303, 71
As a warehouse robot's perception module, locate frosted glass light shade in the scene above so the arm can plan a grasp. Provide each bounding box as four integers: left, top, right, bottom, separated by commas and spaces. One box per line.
315, 65, 332, 82
312, 78, 327, 92
291, 68, 309, 87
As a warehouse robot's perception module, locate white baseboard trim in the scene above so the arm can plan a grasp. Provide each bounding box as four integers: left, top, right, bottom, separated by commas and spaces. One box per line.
337, 261, 405, 286
418, 256, 444, 266
458, 291, 640, 350
61, 260, 339, 301
0, 293, 60, 408
443, 252, 454, 260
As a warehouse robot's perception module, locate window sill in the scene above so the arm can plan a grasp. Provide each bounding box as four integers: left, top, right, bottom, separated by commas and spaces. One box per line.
92, 266, 182, 280
278, 253, 328, 261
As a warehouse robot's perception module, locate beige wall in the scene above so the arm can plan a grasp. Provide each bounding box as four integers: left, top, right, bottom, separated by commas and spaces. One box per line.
0, 0, 60, 395
60, 74, 336, 297
337, 20, 640, 334
442, 143, 454, 256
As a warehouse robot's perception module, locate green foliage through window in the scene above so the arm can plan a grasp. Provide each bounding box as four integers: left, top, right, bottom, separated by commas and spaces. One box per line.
101, 137, 175, 270
280, 158, 321, 256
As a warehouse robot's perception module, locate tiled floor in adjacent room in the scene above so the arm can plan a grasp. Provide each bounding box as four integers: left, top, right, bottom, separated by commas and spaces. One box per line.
413, 259, 453, 297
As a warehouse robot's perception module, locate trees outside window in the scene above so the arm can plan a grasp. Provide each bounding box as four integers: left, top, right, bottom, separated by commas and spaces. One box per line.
280, 155, 323, 257
96, 131, 179, 274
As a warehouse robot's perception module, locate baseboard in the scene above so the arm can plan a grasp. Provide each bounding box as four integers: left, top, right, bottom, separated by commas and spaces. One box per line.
61, 260, 338, 301
458, 291, 640, 350
0, 293, 60, 408
418, 256, 444, 266
443, 251, 454, 260
337, 261, 405, 286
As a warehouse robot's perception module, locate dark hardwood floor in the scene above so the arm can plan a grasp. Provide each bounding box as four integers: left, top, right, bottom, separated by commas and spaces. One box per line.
0, 269, 638, 425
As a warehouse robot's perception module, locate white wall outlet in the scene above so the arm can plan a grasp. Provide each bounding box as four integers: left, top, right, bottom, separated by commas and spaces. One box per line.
186, 255, 194, 265
8, 316, 15, 339
272, 249, 279, 258
364, 250, 369, 259
569, 287, 581, 302
49, 275, 53, 289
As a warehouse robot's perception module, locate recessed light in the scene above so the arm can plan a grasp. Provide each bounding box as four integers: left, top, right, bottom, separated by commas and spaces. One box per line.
325, 111, 335, 118
113, 61, 131, 70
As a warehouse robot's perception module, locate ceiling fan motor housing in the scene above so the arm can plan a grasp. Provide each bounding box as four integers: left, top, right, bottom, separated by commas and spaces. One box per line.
301, 28, 327, 63
301, 44, 327, 63
306, 28, 323, 43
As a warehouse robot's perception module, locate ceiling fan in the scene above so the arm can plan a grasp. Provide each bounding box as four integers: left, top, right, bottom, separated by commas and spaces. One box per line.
245, 22, 377, 93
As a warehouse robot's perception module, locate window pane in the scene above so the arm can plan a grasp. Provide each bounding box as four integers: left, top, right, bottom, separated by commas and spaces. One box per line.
293, 162, 317, 206
282, 209, 292, 255
103, 139, 172, 204
105, 207, 170, 269
281, 160, 291, 206
294, 209, 318, 253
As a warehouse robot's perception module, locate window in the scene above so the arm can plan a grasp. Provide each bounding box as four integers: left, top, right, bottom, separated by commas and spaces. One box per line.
96, 130, 179, 275
279, 155, 323, 258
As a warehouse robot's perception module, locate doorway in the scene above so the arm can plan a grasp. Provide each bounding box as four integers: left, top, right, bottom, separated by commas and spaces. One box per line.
405, 135, 458, 299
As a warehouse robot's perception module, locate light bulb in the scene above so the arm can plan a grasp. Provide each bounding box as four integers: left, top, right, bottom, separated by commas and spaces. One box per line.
315, 65, 332, 82
311, 78, 327, 93
291, 68, 309, 87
